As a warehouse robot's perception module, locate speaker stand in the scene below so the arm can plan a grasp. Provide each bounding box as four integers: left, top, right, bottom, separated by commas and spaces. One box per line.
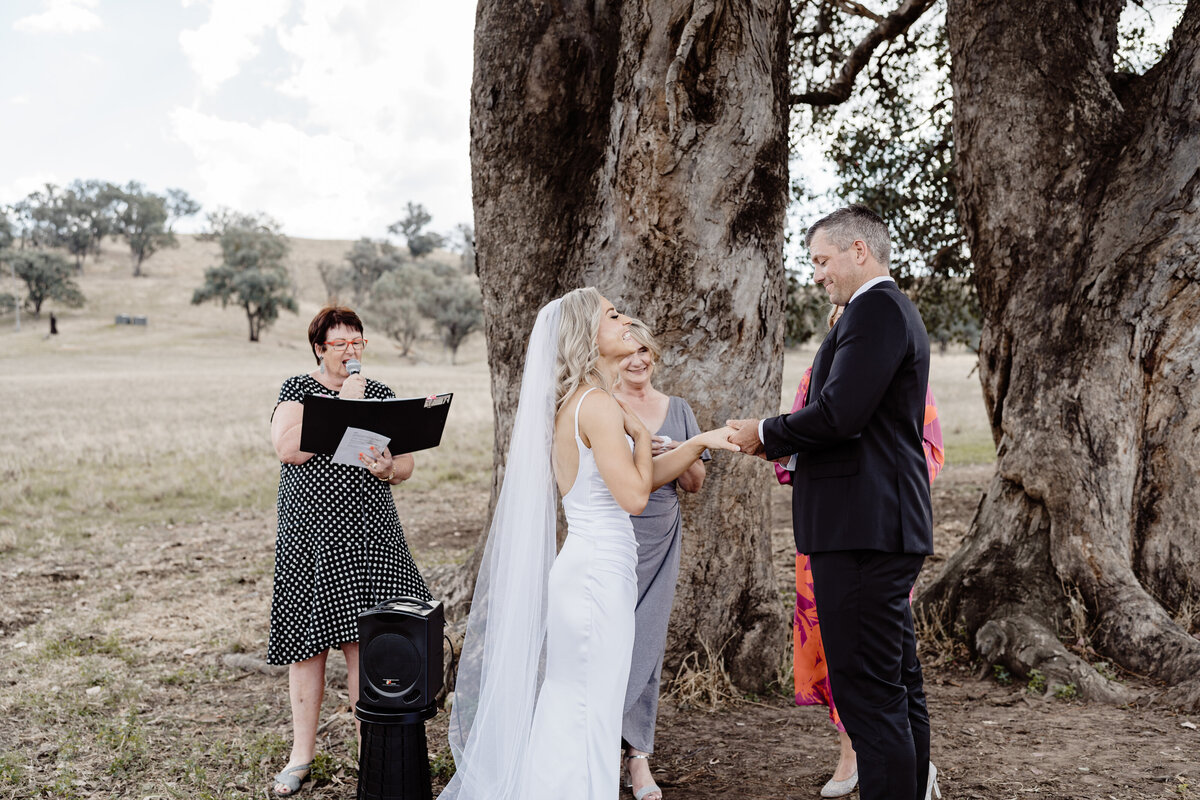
356, 704, 438, 800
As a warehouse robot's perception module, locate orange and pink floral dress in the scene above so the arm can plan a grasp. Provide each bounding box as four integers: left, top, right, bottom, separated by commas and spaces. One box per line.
774, 367, 944, 729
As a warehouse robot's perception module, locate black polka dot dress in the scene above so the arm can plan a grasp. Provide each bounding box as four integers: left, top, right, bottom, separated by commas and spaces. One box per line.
268, 374, 432, 666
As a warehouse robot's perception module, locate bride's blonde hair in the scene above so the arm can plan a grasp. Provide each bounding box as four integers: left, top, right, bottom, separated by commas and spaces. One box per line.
555, 287, 608, 412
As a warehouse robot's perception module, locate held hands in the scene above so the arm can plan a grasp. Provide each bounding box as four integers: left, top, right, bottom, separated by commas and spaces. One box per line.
725, 418, 766, 458
694, 425, 742, 453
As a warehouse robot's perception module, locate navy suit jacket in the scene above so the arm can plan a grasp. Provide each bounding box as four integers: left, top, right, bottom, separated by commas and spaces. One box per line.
763, 281, 933, 555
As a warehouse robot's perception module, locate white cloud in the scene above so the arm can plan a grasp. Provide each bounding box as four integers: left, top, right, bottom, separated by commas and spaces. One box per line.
169, 0, 476, 238
170, 107, 388, 238
13, 0, 102, 34
179, 0, 291, 93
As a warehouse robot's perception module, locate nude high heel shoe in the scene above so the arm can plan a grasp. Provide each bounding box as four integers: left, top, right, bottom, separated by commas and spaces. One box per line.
925, 761, 942, 800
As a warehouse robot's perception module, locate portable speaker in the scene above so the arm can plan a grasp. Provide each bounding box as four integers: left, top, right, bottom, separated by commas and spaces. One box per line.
358, 597, 444, 713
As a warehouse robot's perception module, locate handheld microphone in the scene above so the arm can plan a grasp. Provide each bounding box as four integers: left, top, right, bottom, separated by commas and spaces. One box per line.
346, 358, 361, 375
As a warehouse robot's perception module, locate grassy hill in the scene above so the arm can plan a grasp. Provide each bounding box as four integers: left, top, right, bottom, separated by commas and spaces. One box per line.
0, 235, 492, 555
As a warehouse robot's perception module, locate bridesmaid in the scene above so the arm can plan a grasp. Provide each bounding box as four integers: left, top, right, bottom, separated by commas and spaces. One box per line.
776, 304, 944, 798
615, 319, 710, 800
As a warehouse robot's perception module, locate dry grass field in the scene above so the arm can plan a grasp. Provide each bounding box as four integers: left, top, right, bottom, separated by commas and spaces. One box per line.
1, 238, 1194, 799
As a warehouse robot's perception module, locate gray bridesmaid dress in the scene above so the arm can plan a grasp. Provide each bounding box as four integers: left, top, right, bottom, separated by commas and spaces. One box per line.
621, 396, 709, 753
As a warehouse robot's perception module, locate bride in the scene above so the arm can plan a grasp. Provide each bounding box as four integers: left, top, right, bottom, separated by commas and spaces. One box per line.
441, 288, 738, 800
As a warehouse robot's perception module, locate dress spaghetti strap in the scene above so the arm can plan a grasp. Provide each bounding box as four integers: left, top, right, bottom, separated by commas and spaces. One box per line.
574, 386, 600, 441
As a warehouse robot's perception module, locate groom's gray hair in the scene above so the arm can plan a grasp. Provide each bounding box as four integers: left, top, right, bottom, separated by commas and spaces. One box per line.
805, 205, 891, 268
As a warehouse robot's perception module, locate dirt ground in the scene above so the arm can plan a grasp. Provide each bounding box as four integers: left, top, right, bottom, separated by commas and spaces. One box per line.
1, 464, 1197, 798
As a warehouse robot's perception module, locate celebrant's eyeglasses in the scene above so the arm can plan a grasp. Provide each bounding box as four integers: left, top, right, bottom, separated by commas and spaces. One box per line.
324, 338, 368, 350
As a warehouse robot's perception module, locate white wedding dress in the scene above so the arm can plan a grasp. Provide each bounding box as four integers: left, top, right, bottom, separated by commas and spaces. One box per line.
441, 300, 638, 800
523, 387, 639, 798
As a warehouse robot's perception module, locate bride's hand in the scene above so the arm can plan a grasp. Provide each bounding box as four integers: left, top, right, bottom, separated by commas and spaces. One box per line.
613, 396, 651, 440
693, 426, 741, 452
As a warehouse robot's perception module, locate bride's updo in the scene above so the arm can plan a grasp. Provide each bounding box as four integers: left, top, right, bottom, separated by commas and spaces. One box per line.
555, 287, 607, 411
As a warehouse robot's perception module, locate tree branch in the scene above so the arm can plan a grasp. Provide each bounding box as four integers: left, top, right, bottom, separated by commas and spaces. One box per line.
836, 0, 884, 23
790, 0, 936, 107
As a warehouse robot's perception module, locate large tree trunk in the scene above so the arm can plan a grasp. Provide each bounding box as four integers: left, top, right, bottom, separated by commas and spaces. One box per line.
446, 0, 791, 690
919, 0, 1200, 708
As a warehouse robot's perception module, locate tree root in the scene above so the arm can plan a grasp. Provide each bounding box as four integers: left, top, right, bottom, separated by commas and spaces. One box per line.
1154, 675, 1200, 712
974, 614, 1133, 703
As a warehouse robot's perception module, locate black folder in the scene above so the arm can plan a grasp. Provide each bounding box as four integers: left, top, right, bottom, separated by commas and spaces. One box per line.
299, 393, 453, 456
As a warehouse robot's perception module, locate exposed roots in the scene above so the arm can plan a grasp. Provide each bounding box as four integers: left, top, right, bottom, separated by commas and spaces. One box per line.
974, 614, 1134, 704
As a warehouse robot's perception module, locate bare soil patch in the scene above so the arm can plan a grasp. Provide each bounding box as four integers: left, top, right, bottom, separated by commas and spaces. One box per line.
1, 465, 1196, 798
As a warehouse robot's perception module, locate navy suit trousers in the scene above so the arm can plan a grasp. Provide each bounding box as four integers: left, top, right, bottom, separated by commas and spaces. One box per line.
809, 550, 930, 800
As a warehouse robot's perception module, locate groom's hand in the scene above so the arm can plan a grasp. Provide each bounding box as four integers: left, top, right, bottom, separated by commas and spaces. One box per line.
725, 418, 766, 458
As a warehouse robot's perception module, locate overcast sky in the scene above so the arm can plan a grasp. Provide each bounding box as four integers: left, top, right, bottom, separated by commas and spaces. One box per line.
0, 0, 476, 240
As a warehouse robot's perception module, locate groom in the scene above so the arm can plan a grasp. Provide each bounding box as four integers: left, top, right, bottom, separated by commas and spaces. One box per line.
728, 205, 934, 800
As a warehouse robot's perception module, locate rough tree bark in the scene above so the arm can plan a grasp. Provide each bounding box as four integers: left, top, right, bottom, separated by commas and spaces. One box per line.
916, 0, 1200, 708
439, 0, 792, 691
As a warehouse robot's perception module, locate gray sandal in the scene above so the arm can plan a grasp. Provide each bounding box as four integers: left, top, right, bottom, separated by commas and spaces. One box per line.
271, 762, 312, 797
624, 754, 663, 800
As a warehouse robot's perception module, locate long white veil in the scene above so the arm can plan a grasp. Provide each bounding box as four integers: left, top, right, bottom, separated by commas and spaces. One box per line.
440, 298, 562, 800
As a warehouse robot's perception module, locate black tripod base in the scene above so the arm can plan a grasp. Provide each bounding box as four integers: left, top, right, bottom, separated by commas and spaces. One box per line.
356, 708, 436, 800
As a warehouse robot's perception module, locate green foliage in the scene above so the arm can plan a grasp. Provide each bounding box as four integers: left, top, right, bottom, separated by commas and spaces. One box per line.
992, 664, 1012, 686
429, 746, 456, 782
785, 272, 832, 346
455, 222, 476, 275
4, 248, 85, 317
1053, 682, 1079, 701
417, 275, 484, 364
0, 205, 13, 249
41, 632, 130, 663
113, 182, 175, 276
99, 711, 148, 778
0, 751, 25, 785
388, 201, 446, 258
109, 183, 199, 277
346, 238, 406, 302
192, 210, 298, 341
362, 270, 424, 356
791, 4, 980, 348
1026, 668, 1047, 695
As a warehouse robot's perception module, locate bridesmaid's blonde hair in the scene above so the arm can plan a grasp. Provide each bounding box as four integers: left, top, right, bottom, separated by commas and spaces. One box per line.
556, 287, 607, 412
625, 318, 661, 363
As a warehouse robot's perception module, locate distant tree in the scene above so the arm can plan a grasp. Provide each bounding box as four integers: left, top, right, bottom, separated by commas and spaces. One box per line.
191, 210, 297, 342
0, 207, 13, 250
416, 275, 483, 364
317, 259, 352, 303
345, 238, 406, 302
65, 179, 121, 260
6, 250, 85, 317
784, 273, 831, 346
0, 292, 15, 316
455, 222, 476, 275
166, 188, 202, 228
387, 202, 446, 258
361, 270, 424, 358
114, 183, 175, 277
20, 184, 92, 271
8, 198, 38, 249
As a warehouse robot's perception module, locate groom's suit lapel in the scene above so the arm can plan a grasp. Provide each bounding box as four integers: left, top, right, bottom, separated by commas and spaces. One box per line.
806, 317, 842, 407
